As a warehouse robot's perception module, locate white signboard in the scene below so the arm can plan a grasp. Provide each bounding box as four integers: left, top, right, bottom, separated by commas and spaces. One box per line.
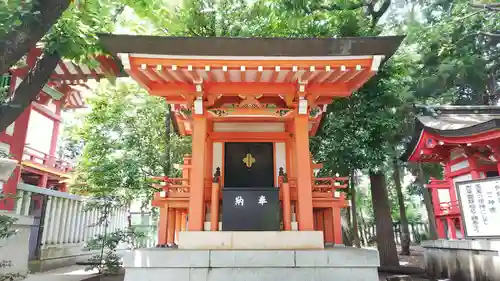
456, 177, 500, 238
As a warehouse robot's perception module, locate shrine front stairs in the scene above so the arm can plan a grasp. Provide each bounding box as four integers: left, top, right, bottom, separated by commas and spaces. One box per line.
122, 247, 380, 281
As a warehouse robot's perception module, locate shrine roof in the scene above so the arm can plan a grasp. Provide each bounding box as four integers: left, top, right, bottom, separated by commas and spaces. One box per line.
97, 34, 405, 137
403, 105, 500, 162
98, 34, 404, 59
414, 105, 500, 136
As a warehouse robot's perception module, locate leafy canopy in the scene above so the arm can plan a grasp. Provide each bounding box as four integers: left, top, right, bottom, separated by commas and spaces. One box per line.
67, 81, 190, 202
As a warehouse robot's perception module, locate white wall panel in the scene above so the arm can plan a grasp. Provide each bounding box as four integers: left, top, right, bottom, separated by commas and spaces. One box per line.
26, 110, 54, 154
213, 142, 223, 175
275, 142, 286, 186
450, 160, 470, 172
5, 122, 14, 136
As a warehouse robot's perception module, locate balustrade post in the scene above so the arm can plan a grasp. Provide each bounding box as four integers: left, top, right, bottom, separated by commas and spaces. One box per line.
58, 199, 70, 244
89, 209, 97, 239
448, 218, 457, 239
41, 196, 53, 246
73, 202, 82, 243
210, 182, 220, 231
21, 191, 32, 216
66, 200, 76, 243
282, 181, 291, 231
15, 190, 24, 215
81, 206, 89, 242
51, 197, 62, 244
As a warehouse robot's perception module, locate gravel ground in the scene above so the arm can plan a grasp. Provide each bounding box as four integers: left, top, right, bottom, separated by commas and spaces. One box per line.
396, 245, 425, 268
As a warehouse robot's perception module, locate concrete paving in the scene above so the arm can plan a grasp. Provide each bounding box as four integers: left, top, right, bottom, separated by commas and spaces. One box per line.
24, 265, 98, 281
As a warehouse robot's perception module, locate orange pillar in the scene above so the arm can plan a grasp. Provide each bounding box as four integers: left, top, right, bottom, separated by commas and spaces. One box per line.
188, 115, 207, 231
175, 209, 182, 244
210, 182, 220, 231
294, 114, 314, 230
282, 182, 292, 230
287, 135, 296, 178
332, 207, 343, 244
313, 211, 318, 230
167, 208, 176, 245
324, 208, 334, 244
317, 210, 325, 233
205, 124, 213, 180
158, 205, 168, 245
181, 211, 187, 231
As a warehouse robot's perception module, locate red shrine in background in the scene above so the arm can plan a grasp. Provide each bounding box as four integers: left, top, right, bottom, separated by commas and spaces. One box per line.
0, 48, 122, 210
404, 105, 500, 239
99, 34, 403, 246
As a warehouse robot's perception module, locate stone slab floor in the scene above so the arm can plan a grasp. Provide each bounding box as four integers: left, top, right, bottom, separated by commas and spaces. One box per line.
23, 266, 99, 281
23, 265, 430, 281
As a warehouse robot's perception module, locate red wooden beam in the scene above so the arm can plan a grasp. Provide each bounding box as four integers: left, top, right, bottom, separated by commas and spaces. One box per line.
31, 102, 61, 122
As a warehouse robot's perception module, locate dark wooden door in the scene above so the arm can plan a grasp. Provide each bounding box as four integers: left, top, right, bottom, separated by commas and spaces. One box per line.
224, 142, 274, 188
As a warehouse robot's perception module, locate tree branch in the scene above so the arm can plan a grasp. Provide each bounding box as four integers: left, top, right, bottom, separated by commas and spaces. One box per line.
0, 51, 61, 132
314, 2, 365, 12
0, 0, 70, 74
480, 31, 500, 37
367, 0, 391, 28
470, 3, 500, 11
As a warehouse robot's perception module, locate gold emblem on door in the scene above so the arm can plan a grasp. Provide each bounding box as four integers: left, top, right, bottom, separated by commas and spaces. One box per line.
242, 153, 256, 168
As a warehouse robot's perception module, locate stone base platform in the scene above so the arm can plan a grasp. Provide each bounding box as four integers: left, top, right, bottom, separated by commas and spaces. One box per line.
422, 239, 500, 280
123, 247, 380, 281
178, 231, 324, 250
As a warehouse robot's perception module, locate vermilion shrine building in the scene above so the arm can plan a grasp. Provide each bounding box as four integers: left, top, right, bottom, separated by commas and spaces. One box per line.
404, 105, 500, 239
0, 49, 129, 270
0, 49, 121, 210
100, 35, 403, 248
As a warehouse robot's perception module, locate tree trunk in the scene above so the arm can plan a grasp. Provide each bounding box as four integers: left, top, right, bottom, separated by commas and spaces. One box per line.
350, 170, 361, 248
0, 51, 60, 132
341, 214, 353, 247
369, 170, 399, 266
345, 205, 353, 244
418, 163, 438, 240
392, 157, 411, 255
358, 208, 368, 246
0, 0, 70, 74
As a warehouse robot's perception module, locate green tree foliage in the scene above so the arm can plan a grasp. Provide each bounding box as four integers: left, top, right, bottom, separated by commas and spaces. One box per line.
0, 0, 125, 132
406, 0, 500, 105
67, 81, 191, 203
83, 197, 146, 275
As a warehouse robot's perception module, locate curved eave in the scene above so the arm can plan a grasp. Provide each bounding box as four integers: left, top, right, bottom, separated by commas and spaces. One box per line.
422, 119, 500, 138
403, 119, 500, 162
401, 126, 424, 162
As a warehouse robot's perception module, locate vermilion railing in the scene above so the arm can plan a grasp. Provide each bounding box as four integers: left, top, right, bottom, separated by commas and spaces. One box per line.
439, 200, 461, 214
279, 176, 348, 199
23, 146, 72, 173
152, 176, 190, 195
426, 178, 451, 189
312, 177, 348, 198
